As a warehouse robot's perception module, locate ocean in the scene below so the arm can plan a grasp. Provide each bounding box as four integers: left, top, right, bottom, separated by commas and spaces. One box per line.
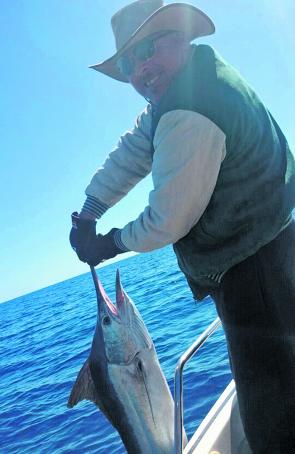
0, 246, 231, 453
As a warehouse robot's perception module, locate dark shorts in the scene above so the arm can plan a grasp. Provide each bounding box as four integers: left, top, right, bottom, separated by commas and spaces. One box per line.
210, 219, 295, 453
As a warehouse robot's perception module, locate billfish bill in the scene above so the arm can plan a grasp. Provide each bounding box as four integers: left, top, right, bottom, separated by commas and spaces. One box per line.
68, 268, 186, 453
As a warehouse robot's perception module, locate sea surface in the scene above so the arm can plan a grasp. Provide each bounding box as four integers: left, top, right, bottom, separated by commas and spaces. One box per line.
1, 246, 231, 453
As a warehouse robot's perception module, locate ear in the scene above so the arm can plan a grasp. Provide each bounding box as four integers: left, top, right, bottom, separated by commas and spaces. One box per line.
67, 359, 98, 408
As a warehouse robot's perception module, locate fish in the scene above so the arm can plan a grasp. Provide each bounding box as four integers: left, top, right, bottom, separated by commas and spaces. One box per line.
68, 268, 186, 453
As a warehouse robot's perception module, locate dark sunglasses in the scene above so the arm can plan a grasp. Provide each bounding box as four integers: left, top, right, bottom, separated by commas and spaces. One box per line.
116, 31, 172, 78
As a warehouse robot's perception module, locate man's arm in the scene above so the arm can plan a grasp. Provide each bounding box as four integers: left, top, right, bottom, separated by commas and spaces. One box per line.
71, 109, 226, 266
119, 110, 226, 251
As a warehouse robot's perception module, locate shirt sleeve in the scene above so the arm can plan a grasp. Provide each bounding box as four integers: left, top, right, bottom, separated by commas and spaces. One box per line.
120, 109, 226, 252
82, 106, 153, 218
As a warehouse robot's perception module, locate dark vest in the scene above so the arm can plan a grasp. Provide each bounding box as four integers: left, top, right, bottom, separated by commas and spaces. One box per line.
151, 45, 295, 298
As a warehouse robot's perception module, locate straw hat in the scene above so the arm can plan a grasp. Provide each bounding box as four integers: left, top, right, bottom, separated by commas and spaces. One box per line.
89, 1, 215, 82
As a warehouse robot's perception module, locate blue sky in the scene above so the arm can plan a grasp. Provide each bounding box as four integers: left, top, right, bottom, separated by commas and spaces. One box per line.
1, 0, 295, 303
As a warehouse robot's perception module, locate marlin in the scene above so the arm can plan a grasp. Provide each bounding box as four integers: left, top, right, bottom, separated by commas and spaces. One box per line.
68, 268, 186, 453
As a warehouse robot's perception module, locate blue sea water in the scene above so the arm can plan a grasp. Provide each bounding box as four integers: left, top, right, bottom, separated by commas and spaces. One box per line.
0, 246, 231, 453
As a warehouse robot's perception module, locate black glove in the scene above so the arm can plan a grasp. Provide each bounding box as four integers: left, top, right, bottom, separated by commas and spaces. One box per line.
70, 212, 125, 266
70, 211, 97, 262
85, 228, 124, 266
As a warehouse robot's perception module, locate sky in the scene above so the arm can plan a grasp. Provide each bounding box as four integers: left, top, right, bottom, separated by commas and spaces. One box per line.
1, 0, 295, 303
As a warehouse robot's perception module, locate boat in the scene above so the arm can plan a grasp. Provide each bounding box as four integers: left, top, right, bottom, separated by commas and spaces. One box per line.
174, 318, 252, 454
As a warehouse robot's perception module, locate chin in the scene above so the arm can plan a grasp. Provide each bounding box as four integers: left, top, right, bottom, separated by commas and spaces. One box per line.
151, 87, 169, 104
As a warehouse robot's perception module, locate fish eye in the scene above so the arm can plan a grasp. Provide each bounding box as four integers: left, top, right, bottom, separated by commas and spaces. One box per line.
102, 315, 111, 326
137, 360, 143, 372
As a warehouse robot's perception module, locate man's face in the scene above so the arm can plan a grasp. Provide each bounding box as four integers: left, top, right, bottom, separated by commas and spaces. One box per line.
116, 32, 189, 104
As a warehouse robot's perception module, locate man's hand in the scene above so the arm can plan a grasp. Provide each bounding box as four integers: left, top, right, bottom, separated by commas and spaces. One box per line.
85, 228, 124, 266
70, 212, 125, 266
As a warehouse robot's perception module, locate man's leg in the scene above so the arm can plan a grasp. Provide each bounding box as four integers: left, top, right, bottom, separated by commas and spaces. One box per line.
211, 220, 295, 453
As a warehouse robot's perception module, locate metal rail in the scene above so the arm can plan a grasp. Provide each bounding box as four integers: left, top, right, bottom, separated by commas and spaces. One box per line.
174, 317, 222, 454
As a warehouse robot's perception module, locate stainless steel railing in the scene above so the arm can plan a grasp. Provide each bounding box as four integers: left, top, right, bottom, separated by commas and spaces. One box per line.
174, 317, 222, 454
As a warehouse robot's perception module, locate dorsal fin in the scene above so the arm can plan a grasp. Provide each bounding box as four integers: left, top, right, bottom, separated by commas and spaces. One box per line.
67, 359, 97, 408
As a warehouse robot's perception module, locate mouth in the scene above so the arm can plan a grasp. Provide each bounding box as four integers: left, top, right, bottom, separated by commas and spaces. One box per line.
91, 267, 126, 320
99, 279, 118, 317
144, 74, 161, 88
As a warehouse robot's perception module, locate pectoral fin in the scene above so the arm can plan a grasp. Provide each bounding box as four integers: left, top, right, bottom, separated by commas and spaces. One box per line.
67, 359, 98, 408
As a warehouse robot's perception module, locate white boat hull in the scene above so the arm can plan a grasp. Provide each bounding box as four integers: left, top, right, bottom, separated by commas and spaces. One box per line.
184, 381, 252, 454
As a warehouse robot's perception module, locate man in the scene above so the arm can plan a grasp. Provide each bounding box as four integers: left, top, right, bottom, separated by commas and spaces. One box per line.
70, 1, 295, 452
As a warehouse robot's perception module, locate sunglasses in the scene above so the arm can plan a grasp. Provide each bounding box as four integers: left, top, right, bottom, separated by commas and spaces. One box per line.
116, 31, 172, 78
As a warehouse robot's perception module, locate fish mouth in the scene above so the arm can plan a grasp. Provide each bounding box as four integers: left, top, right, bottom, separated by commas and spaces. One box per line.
90, 267, 125, 321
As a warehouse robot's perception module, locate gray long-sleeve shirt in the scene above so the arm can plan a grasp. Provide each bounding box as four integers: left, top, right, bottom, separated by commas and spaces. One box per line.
82, 105, 226, 252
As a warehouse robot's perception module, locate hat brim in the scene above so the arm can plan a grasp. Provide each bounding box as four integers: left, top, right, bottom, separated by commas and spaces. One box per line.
89, 3, 215, 83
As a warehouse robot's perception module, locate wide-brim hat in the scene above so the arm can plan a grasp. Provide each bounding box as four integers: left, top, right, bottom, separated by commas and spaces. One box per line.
89, 1, 215, 83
